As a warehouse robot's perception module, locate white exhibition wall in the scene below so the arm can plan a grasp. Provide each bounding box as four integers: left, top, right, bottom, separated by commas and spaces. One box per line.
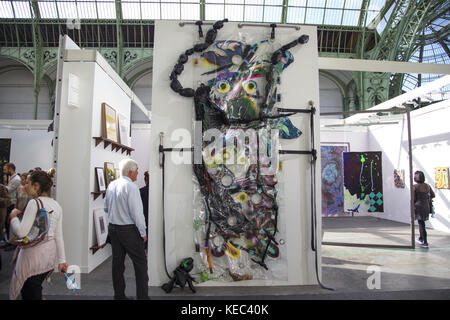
129, 125, 151, 187
149, 21, 321, 286
53, 36, 136, 272
321, 102, 450, 234
369, 103, 450, 233
0, 128, 53, 173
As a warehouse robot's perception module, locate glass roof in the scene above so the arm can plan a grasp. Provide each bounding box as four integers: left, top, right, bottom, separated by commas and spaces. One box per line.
402, 41, 450, 97
401, 3, 449, 96
0, 0, 388, 27
1, 1, 448, 79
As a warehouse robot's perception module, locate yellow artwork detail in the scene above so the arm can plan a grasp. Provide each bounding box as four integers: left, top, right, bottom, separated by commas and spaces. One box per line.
435, 167, 449, 189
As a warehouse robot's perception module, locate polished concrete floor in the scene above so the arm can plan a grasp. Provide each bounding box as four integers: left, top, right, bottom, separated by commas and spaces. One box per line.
1, 216, 449, 300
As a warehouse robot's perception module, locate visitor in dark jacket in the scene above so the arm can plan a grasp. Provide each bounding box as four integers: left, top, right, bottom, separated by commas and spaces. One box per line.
413, 170, 435, 248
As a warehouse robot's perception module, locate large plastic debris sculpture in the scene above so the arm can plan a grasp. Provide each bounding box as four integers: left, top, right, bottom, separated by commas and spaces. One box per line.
169, 20, 309, 281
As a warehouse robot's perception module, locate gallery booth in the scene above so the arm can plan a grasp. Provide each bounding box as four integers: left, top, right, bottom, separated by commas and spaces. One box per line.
319, 76, 450, 248
0, 19, 449, 292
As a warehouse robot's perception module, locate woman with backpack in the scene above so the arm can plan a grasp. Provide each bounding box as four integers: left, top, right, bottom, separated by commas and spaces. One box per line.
8, 169, 68, 300
413, 170, 436, 249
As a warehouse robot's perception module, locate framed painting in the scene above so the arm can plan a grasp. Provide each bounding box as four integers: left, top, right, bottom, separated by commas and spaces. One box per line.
320, 144, 348, 216
93, 208, 109, 246
435, 167, 449, 189
104, 162, 116, 187
118, 113, 130, 147
102, 103, 118, 142
393, 169, 405, 188
95, 167, 106, 192
343, 151, 384, 213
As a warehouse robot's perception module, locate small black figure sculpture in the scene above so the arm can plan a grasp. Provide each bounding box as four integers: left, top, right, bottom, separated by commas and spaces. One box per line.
161, 257, 196, 293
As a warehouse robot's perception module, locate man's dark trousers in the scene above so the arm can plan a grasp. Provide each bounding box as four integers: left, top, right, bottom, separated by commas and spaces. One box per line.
108, 224, 149, 300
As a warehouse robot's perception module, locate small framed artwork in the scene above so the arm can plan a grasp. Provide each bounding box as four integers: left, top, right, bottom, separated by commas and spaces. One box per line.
95, 167, 106, 192
118, 113, 130, 147
102, 103, 118, 142
435, 167, 449, 189
93, 208, 109, 246
104, 162, 116, 187
393, 169, 405, 188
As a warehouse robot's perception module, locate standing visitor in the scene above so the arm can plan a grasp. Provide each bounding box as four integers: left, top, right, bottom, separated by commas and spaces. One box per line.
105, 158, 149, 300
413, 170, 435, 248
8, 170, 68, 300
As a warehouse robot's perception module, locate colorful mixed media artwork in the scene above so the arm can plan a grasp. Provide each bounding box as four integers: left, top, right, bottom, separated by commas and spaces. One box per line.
343, 152, 384, 213
394, 169, 405, 188
435, 167, 449, 189
169, 19, 310, 281
321, 145, 347, 216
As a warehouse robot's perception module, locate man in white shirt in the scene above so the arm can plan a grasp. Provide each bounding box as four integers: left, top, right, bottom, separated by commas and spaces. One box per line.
104, 158, 149, 300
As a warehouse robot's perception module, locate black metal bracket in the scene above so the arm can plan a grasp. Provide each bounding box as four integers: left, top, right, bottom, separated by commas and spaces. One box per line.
277, 108, 313, 114
162, 147, 194, 152
279, 149, 317, 162
195, 20, 203, 38
270, 23, 277, 40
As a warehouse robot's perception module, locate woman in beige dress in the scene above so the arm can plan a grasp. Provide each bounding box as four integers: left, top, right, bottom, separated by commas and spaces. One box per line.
8, 169, 68, 300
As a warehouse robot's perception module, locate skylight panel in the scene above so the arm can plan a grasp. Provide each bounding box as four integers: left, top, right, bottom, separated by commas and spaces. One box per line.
342, 9, 359, 26
244, 5, 263, 22
288, 0, 307, 6
305, 7, 325, 25
161, 2, 180, 19
77, 1, 97, 19
326, 0, 344, 9
56, 1, 78, 19
38, 1, 59, 19
307, 0, 326, 7
0, 1, 14, 18
96, 1, 115, 19
344, 0, 363, 10
263, 5, 282, 23
205, 2, 224, 21
181, 2, 200, 21
141, 1, 160, 20
122, 1, 141, 20
323, 8, 342, 25
12, 1, 33, 18
225, 1, 244, 22
286, 7, 305, 24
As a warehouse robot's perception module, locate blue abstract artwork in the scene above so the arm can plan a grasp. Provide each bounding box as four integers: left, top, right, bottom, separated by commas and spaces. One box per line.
321, 145, 347, 216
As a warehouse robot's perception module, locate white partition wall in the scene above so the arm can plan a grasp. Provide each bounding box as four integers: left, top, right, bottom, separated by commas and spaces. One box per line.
54, 36, 133, 273
369, 103, 450, 233
0, 128, 53, 173
149, 21, 321, 286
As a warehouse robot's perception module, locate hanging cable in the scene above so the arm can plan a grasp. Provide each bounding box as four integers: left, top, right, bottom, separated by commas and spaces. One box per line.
308, 102, 334, 291
159, 132, 172, 279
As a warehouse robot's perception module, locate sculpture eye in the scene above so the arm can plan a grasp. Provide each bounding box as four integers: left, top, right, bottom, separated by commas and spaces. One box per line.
243, 80, 257, 95
217, 80, 231, 93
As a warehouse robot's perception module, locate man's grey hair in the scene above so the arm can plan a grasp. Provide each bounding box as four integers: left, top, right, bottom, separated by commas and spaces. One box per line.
119, 158, 138, 177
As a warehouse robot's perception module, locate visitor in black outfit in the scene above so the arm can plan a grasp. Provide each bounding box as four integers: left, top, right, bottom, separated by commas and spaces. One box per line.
139, 171, 149, 252
413, 170, 435, 248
